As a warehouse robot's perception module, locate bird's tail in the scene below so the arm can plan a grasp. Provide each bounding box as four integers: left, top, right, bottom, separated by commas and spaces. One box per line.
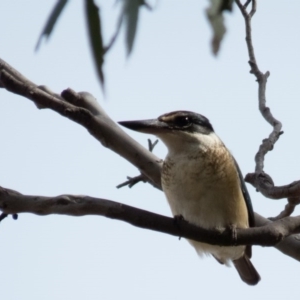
233, 256, 261, 286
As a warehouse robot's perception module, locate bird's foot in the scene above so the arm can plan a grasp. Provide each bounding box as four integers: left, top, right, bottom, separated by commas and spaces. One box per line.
173, 215, 185, 240
229, 224, 238, 245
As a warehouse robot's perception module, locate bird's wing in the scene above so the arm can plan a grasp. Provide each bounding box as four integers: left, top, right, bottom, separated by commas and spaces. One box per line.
233, 158, 255, 258
232, 158, 255, 228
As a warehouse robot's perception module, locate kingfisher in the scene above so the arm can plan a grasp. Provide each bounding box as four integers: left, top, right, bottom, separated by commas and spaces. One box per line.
119, 110, 260, 285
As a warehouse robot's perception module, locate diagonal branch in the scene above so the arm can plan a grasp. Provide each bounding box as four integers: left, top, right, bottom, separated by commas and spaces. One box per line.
0, 59, 163, 189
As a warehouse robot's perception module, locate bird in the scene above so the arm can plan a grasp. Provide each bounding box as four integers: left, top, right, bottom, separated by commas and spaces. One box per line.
118, 110, 260, 285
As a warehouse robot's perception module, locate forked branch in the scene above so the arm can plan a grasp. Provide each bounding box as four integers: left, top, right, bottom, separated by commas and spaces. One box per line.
235, 1, 300, 215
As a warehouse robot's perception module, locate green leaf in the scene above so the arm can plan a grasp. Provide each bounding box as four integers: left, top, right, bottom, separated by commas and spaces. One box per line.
122, 0, 141, 56
35, 0, 68, 51
206, 0, 233, 55
85, 0, 105, 89
220, 0, 234, 12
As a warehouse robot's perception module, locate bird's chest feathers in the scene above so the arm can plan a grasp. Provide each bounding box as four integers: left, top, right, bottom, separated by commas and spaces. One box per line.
161, 146, 247, 228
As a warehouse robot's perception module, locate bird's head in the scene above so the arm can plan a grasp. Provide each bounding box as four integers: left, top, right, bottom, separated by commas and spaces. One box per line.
119, 111, 222, 153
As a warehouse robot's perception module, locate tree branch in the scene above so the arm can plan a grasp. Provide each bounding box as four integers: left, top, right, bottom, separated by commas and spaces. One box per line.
236, 0, 282, 174
245, 172, 300, 199
0, 59, 163, 189
252, 213, 300, 262
116, 174, 147, 189
1, 56, 300, 262
1, 185, 300, 254
235, 1, 299, 210
117, 138, 159, 189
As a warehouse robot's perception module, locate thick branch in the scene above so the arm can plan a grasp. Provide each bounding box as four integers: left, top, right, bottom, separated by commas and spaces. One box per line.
1, 185, 300, 253
0, 59, 163, 188
253, 214, 300, 261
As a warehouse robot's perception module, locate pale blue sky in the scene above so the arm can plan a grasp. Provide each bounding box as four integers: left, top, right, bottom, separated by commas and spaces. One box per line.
1, 1, 300, 299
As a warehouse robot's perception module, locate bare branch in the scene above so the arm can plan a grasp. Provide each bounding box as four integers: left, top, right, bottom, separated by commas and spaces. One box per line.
269, 197, 300, 221
245, 172, 300, 199
1, 185, 300, 253
243, 0, 251, 9
116, 174, 147, 188
2, 57, 300, 262
236, 1, 282, 173
0, 59, 163, 189
61, 89, 106, 116
117, 139, 159, 189
0, 58, 37, 88
249, 0, 256, 18
236, 1, 285, 202
148, 139, 159, 152
271, 202, 296, 222
253, 213, 300, 262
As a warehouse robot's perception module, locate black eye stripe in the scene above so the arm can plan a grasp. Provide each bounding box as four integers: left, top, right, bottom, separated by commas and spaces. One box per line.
173, 116, 191, 127
158, 111, 214, 132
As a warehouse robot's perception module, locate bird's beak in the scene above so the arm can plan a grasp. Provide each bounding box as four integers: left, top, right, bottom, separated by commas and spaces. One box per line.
118, 119, 168, 134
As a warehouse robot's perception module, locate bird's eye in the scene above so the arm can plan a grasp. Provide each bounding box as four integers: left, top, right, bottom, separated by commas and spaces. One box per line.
173, 116, 191, 127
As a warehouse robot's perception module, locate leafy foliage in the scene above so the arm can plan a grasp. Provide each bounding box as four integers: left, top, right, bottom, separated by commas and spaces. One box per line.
35, 0, 68, 51
36, 0, 233, 88
85, 0, 105, 89
206, 0, 233, 55
121, 0, 142, 56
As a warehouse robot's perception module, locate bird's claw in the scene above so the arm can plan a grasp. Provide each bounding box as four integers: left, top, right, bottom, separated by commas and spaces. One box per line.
174, 215, 185, 240
229, 224, 238, 245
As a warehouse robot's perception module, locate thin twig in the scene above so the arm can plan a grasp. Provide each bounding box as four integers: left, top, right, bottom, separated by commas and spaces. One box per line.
148, 139, 159, 152
116, 175, 147, 189
235, 1, 283, 179
117, 139, 159, 188
249, 0, 256, 18
270, 203, 296, 221
243, 0, 252, 9
270, 197, 300, 221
